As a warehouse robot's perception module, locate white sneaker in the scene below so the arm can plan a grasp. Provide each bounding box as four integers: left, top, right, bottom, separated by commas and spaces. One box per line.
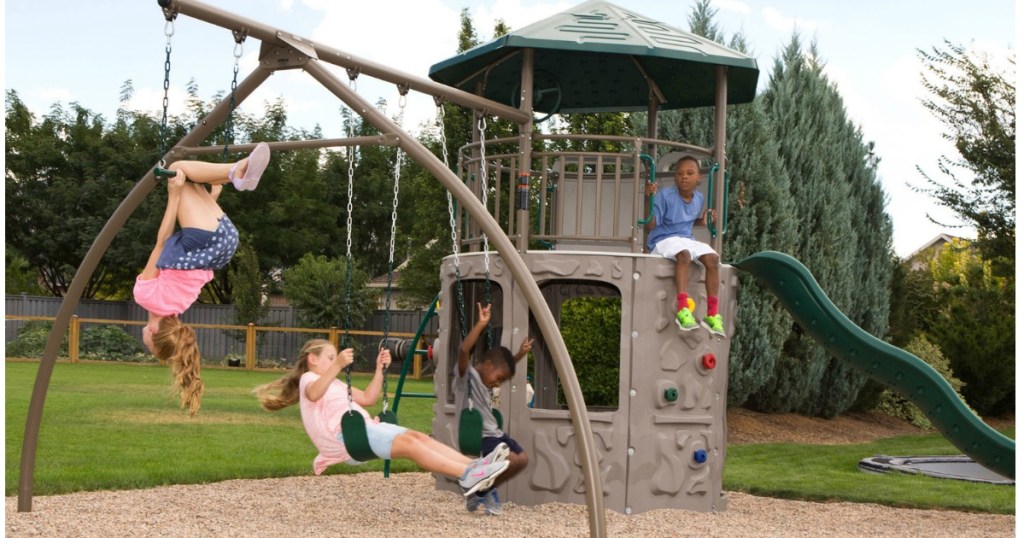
459, 460, 510, 497
466, 442, 510, 472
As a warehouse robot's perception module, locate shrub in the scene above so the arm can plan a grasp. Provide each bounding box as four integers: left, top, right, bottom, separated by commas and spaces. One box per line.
877, 334, 968, 428
78, 324, 149, 362
5, 320, 149, 362
6, 320, 66, 358
282, 253, 377, 330
558, 296, 621, 408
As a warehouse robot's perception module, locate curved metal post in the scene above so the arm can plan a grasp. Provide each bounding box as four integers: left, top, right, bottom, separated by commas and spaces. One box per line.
16, 66, 273, 512
303, 59, 607, 538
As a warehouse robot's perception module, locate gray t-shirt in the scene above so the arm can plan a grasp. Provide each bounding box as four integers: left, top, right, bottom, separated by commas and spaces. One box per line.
453, 362, 501, 438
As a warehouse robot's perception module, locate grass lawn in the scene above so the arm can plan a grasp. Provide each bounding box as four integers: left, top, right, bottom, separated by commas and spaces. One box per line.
6, 361, 1015, 514
6, 360, 435, 496
725, 433, 1015, 514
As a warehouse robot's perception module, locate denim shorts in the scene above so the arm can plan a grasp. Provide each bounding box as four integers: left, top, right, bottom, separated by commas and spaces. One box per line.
338, 421, 408, 464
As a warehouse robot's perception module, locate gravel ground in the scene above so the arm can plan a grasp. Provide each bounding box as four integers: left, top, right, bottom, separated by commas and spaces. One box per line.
6, 472, 1014, 537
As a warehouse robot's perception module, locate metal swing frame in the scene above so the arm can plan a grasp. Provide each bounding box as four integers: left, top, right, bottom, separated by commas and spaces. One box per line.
18, 2, 609, 536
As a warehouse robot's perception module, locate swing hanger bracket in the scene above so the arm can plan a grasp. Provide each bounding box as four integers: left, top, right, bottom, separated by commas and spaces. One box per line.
231, 28, 249, 45
161, 4, 178, 23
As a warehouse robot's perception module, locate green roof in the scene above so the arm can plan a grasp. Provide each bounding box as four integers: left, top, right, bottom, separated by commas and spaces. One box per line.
429, 0, 760, 113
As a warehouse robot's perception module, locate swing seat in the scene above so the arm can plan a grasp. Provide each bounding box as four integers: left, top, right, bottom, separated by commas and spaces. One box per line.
458, 407, 484, 456
340, 411, 379, 462
377, 409, 398, 425
458, 407, 504, 456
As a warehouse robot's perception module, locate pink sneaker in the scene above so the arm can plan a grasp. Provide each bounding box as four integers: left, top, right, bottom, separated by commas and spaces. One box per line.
229, 142, 270, 191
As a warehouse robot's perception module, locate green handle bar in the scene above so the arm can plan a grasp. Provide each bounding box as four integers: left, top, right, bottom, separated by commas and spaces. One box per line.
733, 251, 1014, 479
635, 153, 656, 226
721, 169, 729, 236
705, 162, 719, 238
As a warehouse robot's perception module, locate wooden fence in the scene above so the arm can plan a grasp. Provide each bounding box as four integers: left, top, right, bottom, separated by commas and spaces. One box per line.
5, 294, 439, 374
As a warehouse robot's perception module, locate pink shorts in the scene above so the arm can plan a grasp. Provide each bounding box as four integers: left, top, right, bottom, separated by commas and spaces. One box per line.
651, 236, 717, 261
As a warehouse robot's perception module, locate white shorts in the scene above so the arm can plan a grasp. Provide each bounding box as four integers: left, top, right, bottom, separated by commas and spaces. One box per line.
651, 236, 718, 261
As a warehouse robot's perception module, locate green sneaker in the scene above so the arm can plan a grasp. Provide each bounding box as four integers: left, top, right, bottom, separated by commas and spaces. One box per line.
675, 308, 698, 331
703, 314, 725, 336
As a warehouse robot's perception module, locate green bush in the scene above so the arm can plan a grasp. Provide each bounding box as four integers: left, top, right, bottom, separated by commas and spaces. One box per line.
282, 253, 377, 330
558, 296, 620, 408
5, 320, 66, 358
78, 324, 148, 362
928, 240, 1015, 415
5, 320, 148, 362
877, 334, 968, 428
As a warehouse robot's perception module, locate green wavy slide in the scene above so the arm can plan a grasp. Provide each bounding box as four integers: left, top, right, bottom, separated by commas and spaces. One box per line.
733, 251, 1014, 479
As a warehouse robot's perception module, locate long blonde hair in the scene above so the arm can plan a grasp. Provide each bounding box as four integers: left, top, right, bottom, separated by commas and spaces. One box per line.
151, 316, 204, 416
253, 339, 331, 411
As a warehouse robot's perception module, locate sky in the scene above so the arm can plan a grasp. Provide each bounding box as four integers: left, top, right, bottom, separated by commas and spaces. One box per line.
3, 0, 1017, 257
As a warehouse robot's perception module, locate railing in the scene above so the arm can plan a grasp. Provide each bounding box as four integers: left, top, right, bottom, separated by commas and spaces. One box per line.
4, 315, 434, 378
456, 134, 717, 253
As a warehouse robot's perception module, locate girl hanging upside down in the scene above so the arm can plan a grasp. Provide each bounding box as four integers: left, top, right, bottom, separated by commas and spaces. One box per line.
134, 142, 270, 416
254, 340, 511, 498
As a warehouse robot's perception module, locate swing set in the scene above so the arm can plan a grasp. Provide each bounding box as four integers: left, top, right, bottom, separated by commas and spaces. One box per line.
18, 1, 608, 535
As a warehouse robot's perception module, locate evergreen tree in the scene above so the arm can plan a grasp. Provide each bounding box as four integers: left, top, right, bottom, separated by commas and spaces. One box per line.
751, 37, 893, 417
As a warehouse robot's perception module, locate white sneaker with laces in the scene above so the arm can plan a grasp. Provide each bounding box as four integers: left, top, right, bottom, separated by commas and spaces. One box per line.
459, 461, 510, 497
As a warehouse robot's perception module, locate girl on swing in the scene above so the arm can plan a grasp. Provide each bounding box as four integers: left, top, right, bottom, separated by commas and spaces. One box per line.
134, 143, 270, 416
254, 339, 511, 498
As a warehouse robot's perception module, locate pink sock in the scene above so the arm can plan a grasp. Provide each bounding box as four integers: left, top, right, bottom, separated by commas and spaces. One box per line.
677, 293, 688, 312
707, 296, 719, 317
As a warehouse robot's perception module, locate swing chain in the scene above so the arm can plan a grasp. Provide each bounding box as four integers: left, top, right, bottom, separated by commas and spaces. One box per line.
342, 143, 355, 350
341, 105, 357, 403
158, 17, 175, 162
438, 105, 469, 338
477, 115, 494, 349
380, 93, 406, 414
222, 34, 246, 161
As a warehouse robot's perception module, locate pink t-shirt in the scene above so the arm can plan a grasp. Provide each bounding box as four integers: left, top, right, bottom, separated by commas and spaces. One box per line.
133, 269, 214, 316
299, 371, 372, 475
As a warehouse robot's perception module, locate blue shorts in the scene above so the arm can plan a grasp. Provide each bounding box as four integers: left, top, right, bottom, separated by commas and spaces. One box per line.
157, 215, 239, 271
338, 421, 408, 464
482, 432, 524, 455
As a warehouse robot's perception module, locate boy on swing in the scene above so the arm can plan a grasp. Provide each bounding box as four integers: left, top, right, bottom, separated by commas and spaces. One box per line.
455, 302, 533, 516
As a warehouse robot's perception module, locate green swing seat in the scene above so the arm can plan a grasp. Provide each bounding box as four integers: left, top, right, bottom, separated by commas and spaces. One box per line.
341, 409, 399, 462
458, 406, 503, 456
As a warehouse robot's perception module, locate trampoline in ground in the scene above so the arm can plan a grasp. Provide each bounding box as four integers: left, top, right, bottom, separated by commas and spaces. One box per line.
859, 455, 1015, 485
